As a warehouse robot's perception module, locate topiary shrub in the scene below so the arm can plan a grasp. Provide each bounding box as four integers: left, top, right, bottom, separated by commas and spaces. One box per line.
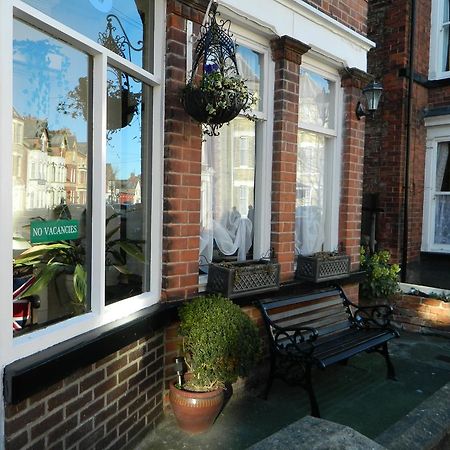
178, 294, 261, 392
360, 247, 400, 299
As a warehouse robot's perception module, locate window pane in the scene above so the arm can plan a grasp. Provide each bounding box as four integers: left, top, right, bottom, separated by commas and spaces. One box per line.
295, 131, 326, 255
299, 68, 335, 129
200, 118, 255, 272
105, 68, 150, 304
237, 46, 263, 111
436, 142, 450, 191
13, 20, 90, 333
22, 0, 153, 70
434, 196, 450, 245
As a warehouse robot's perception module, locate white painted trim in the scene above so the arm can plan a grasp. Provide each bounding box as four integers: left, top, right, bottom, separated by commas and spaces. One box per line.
422, 125, 450, 253
219, 0, 374, 70
429, 0, 450, 80
91, 54, 108, 317
0, 0, 13, 444
2, 0, 164, 364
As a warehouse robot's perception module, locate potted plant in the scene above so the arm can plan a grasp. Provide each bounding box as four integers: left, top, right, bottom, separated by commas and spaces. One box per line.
296, 250, 351, 283
359, 247, 400, 300
169, 294, 261, 434
207, 259, 280, 298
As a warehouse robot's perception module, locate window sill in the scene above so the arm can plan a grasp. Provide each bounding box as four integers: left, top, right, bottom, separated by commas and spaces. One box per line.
4, 301, 180, 404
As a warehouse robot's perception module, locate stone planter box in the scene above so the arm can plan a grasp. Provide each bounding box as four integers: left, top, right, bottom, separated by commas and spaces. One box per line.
207, 260, 280, 298
296, 254, 350, 283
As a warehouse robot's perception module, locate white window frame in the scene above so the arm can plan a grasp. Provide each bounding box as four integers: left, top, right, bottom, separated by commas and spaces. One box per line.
430, 0, 450, 79
297, 56, 343, 254
0, 0, 164, 365
197, 23, 274, 285
423, 115, 450, 252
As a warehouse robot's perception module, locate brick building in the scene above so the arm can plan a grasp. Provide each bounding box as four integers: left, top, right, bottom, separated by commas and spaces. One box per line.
363, 0, 450, 287
2, 0, 374, 448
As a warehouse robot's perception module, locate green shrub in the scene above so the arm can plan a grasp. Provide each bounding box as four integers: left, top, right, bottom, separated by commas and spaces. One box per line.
178, 294, 261, 392
360, 247, 400, 299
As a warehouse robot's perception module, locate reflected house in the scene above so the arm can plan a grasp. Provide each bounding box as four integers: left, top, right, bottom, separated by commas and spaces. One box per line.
108, 172, 142, 205
12, 110, 27, 212
65, 135, 87, 206
22, 116, 52, 210
47, 130, 68, 208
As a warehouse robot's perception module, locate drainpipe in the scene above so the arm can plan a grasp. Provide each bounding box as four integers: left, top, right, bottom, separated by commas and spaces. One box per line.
401, 0, 416, 282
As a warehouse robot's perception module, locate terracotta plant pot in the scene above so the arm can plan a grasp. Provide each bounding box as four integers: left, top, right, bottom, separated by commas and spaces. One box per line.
169, 381, 224, 434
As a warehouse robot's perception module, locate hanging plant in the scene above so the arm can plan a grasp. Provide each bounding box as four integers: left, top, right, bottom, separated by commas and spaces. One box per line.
182, 2, 255, 136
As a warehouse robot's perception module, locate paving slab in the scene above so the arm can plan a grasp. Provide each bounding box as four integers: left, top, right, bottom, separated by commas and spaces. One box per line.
248, 416, 386, 450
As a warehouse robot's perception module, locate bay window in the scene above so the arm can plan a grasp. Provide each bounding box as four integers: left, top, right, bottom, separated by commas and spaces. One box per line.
5, 0, 163, 350
295, 62, 341, 255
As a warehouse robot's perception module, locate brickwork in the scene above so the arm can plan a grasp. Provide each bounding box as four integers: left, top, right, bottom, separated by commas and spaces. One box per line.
391, 294, 450, 337
270, 36, 310, 282
340, 68, 372, 271
162, 1, 207, 301
363, 0, 431, 264
4, 331, 165, 450
303, 0, 368, 35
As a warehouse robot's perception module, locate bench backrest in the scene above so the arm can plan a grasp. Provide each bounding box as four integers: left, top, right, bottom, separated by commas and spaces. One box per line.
259, 287, 354, 341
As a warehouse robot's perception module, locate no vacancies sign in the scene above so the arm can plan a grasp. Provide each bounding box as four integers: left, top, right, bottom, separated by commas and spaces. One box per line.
30, 220, 79, 244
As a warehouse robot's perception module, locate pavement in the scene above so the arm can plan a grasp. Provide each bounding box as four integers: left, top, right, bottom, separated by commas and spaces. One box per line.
135, 332, 450, 450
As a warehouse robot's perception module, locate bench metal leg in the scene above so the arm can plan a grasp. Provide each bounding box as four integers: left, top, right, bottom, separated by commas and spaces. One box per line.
304, 365, 320, 418
381, 342, 397, 380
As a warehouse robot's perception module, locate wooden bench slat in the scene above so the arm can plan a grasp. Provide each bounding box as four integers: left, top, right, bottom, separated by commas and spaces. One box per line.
268, 297, 344, 322
261, 289, 341, 311
272, 305, 348, 329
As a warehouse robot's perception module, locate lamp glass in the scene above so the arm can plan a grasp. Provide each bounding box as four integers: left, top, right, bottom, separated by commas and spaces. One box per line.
363, 82, 383, 112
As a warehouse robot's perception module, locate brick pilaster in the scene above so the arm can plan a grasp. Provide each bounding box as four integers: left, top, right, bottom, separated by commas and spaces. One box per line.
340, 68, 372, 271
162, 1, 206, 301
270, 36, 310, 282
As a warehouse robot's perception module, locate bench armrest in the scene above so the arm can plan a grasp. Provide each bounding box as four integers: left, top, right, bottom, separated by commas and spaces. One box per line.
352, 304, 394, 328
272, 323, 318, 355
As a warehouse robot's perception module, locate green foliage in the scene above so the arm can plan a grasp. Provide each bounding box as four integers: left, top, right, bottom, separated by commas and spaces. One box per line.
13, 213, 144, 312
360, 247, 400, 299
178, 294, 261, 392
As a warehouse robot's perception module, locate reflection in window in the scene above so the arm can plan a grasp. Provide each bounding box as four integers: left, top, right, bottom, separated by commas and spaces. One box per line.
299, 69, 335, 129
21, 0, 153, 70
200, 117, 255, 272
436, 142, 450, 191
105, 68, 150, 304
237, 46, 262, 111
12, 20, 90, 332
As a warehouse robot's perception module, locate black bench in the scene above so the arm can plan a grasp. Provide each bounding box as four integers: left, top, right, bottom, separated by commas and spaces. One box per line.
258, 286, 399, 417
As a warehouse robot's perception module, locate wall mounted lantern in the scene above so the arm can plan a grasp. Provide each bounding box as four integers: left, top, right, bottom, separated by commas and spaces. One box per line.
356, 81, 383, 120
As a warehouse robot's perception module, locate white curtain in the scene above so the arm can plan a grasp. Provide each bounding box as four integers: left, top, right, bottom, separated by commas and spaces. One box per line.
295, 131, 326, 255
434, 142, 450, 245
199, 118, 255, 271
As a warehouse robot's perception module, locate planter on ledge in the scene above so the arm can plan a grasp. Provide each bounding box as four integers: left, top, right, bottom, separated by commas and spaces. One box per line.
207, 259, 280, 298
296, 252, 350, 283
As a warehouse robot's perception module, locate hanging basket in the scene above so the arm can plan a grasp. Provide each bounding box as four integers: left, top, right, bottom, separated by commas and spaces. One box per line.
182, 2, 253, 135
182, 85, 248, 126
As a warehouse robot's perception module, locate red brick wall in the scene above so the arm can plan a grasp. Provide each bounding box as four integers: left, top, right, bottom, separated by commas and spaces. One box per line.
303, 0, 368, 35
340, 68, 371, 271
391, 294, 450, 337
4, 332, 164, 450
363, 0, 430, 264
